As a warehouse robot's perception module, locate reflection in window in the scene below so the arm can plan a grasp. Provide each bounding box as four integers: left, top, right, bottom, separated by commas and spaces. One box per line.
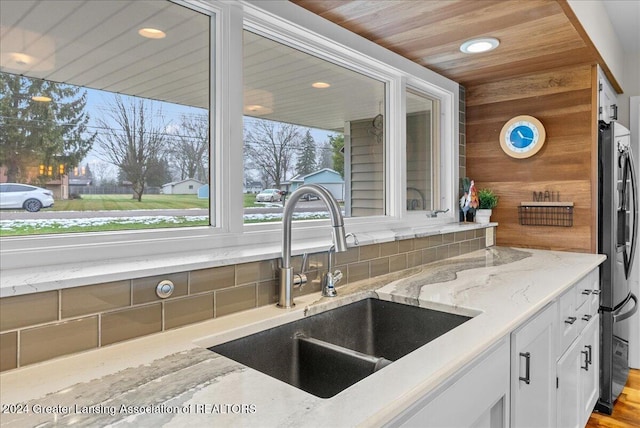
0, 1, 210, 236
242, 30, 385, 223
406, 90, 437, 212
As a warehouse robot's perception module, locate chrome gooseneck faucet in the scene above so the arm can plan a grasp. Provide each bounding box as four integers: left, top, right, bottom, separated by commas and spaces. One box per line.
279, 184, 348, 308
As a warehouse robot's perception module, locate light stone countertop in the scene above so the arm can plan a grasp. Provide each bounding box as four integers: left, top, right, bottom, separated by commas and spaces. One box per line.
0, 221, 494, 297
0, 246, 605, 427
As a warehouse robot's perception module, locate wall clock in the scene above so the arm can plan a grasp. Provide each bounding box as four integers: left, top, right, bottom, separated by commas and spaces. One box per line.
499, 115, 546, 159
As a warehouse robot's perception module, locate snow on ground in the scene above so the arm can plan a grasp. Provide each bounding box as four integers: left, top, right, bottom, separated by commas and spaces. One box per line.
0, 212, 330, 231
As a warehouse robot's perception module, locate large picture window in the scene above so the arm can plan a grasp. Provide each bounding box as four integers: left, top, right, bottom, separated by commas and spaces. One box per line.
0, 0, 211, 236
0, 0, 457, 273
406, 89, 439, 212
242, 30, 386, 224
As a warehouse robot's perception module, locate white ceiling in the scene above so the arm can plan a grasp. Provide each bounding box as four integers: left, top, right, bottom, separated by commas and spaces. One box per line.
2, 0, 631, 132
0, 0, 390, 132
1, 0, 210, 108
602, 0, 640, 54
243, 30, 386, 130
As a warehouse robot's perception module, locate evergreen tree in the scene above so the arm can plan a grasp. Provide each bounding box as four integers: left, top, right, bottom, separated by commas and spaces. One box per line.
329, 134, 345, 177
146, 156, 173, 187
295, 129, 317, 177
84, 163, 93, 181
0, 73, 95, 183
317, 141, 333, 170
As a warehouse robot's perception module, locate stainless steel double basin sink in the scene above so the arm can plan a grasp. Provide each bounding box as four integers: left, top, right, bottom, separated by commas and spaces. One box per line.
209, 298, 472, 398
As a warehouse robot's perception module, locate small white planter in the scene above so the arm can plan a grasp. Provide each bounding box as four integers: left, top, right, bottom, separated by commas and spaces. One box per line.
475, 209, 492, 224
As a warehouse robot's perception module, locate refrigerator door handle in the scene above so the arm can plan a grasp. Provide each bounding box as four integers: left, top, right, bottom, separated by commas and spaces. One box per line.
626, 151, 637, 277
613, 293, 638, 323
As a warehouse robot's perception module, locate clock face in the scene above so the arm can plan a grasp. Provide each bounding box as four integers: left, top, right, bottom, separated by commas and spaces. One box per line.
500, 115, 546, 159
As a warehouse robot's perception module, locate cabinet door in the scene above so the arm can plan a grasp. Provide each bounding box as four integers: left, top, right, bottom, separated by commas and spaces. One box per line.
580, 314, 599, 428
392, 338, 510, 428
557, 337, 581, 428
511, 303, 557, 428
556, 313, 600, 428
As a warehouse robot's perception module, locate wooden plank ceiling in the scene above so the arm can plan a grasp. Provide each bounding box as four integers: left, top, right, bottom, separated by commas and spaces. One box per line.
291, 0, 613, 89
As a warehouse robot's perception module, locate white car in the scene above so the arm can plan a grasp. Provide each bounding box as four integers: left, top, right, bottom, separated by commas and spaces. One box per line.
255, 189, 282, 202
0, 183, 55, 212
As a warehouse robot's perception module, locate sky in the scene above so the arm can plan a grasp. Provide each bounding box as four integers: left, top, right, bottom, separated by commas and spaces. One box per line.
80, 87, 335, 183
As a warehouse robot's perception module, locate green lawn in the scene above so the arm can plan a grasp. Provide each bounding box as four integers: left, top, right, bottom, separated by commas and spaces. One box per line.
1, 217, 210, 236
0, 193, 295, 236
45, 193, 267, 211
51, 194, 210, 211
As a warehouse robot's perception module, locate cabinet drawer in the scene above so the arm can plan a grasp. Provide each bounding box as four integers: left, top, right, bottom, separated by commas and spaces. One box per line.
557, 269, 600, 357
576, 269, 599, 313
558, 286, 579, 356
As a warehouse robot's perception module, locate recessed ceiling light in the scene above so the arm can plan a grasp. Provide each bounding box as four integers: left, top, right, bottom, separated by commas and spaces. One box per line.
460, 38, 500, 54
8, 52, 35, 66
312, 82, 331, 89
138, 28, 166, 39
32, 95, 52, 102
244, 104, 273, 115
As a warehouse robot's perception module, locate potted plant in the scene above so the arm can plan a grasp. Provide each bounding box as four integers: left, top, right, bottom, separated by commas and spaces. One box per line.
476, 188, 498, 224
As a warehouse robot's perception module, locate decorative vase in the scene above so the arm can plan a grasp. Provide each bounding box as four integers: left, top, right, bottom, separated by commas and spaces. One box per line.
475, 209, 492, 224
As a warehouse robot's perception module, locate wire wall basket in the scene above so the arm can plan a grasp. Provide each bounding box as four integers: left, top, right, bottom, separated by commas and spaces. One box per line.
518, 202, 574, 227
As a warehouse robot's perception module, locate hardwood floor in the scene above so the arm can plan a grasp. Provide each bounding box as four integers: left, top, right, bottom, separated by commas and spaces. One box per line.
586, 369, 640, 427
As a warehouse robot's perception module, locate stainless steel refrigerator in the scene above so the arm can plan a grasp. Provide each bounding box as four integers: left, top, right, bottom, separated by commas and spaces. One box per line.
596, 120, 638, 414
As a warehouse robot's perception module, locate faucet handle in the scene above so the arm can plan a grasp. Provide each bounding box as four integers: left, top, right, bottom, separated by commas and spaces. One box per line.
346, 233, 359, 246
427, 208, 450, 218
300, 252, 309, 273
333, 269, 343, 284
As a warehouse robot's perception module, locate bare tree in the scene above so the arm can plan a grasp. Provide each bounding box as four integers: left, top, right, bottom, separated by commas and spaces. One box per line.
244, 120, 300, 188
169, 113, 209, 182
96, 96, 168, 201
90, 161, 113, 186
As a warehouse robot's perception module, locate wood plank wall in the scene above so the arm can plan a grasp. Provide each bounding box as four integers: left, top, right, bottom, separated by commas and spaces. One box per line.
466, 64, 597, 253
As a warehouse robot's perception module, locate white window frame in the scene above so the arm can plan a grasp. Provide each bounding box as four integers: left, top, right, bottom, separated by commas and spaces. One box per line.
0, 0, 459, 274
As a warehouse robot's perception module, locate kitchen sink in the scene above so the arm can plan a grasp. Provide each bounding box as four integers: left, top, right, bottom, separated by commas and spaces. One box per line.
209, 298, 472, 398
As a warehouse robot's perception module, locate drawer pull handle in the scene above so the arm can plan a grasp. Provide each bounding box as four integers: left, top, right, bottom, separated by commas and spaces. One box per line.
585, 345, 592, 365
581, 349, 589, 370
582, 289, 592, 295
591, 290, 601, 295
519, 352, 531, 384
565, 316, 577, 325
582, 314, 592, 322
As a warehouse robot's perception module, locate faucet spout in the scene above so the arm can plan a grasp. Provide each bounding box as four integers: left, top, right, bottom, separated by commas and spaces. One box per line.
279, 184, 348, 308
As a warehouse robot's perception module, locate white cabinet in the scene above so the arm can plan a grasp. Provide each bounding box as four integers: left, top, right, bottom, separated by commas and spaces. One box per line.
391, 338, 510, 428
556, 269, 600, 428
511, 302, 557, 428
511, 268, 600, 428
598, 68, 618, 123
556, 315, 599, 428
579, 315, 599, 428
557, 330, 582, 428
555, 269, 600, 427
391, 268, 600, 428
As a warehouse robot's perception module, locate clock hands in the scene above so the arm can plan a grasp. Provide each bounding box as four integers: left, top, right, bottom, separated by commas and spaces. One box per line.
516, 130, 533, 141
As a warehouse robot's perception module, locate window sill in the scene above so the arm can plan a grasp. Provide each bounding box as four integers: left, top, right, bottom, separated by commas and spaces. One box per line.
0, 220, 496, 297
